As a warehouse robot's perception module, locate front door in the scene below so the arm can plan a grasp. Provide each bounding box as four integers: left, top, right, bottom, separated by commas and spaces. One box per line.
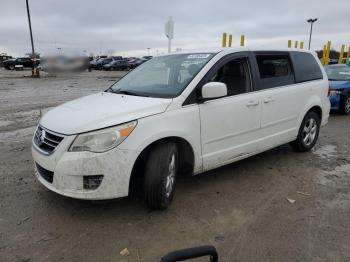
199, 54, 263, 171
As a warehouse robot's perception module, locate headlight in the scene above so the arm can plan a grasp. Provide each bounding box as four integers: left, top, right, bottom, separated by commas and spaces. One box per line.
329, 90, 342, 97
69, 121, 137, 153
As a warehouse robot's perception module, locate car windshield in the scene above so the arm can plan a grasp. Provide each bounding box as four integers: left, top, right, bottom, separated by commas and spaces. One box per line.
108, 53, 215, 98
325, 65, 350, 81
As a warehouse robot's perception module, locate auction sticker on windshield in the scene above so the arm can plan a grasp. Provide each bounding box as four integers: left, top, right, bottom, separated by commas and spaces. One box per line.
187, 54, 211, 59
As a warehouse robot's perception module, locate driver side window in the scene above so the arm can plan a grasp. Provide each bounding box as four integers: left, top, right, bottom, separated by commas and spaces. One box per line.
209, 58, 251, 97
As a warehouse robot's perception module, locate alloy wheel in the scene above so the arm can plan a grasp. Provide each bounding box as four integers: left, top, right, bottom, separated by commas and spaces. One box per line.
302, 118, 317, 146
345, 97, 350, 114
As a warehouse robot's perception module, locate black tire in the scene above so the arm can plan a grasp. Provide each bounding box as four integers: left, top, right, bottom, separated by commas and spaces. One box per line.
290, 111, 320, 152
339, 95, 350, 115
144, 142, 178, 210
9, 65, 15, 70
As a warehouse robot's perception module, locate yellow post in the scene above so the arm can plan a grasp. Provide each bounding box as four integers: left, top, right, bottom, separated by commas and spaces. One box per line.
222, 33, 227, 47
294, 41, 298, 48
288, 40, 292, 48
300, 41, 304, 49
322, 44, 327, 65
240, 35, 245, 47
347, 47, 350, 60
228, 34, 232, 47
325, 41, 331, 65
338, 44, 345, 64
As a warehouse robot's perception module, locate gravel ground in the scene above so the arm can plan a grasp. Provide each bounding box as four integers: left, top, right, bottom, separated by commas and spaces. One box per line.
0, 68, 350, 262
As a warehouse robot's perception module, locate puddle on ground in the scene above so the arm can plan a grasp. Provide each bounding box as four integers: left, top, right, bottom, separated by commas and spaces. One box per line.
312, 145, 338, 159
317, 164, 350, 187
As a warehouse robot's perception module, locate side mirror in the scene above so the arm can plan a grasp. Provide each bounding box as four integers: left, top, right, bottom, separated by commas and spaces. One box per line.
201, 82, 227, 100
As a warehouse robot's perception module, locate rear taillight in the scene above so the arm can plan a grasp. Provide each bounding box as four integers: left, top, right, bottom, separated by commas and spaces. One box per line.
327, 84, 331, 97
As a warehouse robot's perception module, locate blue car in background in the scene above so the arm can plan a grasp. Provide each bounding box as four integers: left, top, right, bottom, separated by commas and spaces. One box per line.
325, 64, 350, 115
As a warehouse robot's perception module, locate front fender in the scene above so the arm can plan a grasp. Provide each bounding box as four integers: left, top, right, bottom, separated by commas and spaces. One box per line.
119, 106, 203, 174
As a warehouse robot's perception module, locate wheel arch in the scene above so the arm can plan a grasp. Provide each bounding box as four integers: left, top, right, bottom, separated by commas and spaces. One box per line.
128, 136, 196, 196
306, 105, 322, 121
298, 94, 323, 126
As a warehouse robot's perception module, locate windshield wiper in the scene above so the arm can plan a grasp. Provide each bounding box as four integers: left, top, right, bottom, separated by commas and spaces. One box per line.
111, 90, 149, 97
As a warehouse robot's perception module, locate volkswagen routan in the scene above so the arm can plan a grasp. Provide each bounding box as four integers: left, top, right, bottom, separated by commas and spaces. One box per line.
32, 48, 330, 209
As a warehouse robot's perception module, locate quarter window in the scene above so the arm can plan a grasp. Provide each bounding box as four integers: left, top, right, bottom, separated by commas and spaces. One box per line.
290, 52, 323, 83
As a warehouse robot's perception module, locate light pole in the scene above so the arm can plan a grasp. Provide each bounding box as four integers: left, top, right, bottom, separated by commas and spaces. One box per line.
307, 18, 318, 50
147, 47, 151, 56
26, 0, 38, 77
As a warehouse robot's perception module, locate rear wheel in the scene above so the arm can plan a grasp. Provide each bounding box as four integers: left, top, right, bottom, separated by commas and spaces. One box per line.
339, 95, 350, 115
9, 65, 15, 70
144, 142, 178, 210
291, 111, 320, 152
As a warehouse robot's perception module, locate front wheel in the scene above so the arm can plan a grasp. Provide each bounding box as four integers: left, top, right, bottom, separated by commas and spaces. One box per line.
291, 111, 320, 152
144, 142, 178, 210
340, 95, 350, 115
9, 65, 15, 70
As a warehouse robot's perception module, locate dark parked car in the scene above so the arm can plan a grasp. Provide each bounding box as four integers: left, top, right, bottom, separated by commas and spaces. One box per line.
3, 57, 39, 70
111, 56, 123, 60
142, 56, 153, 60
126, 57, 145, 69
90, 57, 124, 70
103, 60, 129, 71
90, 58, 113, 70
0, 55, 13, 67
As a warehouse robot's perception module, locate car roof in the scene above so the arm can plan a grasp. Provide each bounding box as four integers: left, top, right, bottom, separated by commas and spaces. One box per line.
158, 47, 315, 57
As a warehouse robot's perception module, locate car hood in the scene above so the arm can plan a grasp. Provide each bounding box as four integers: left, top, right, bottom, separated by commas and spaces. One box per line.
40, 92, 172, 135
329, 80, 350, 90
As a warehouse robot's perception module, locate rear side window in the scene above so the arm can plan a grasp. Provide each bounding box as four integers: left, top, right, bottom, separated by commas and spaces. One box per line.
255, 54, 295, 89
290, 52, 323, 83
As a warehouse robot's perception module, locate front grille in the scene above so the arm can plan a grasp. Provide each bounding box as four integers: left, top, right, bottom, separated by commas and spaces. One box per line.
33, 126, 64, 155
36, 163, 54, 183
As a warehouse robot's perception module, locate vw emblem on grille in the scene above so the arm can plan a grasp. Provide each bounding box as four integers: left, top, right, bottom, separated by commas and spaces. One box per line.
37, 129, 46, 146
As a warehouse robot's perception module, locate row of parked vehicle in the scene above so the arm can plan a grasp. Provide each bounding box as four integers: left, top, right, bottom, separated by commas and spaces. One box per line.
89, 56, 153, 71
0, 55, 153, 72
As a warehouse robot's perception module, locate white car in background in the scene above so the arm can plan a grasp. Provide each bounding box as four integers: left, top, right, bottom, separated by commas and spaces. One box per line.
32, 48, 330, 209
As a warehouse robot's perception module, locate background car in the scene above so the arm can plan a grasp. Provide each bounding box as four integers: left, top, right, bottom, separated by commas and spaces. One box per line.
126, 57, 145, 68
142, 55, 153, 60
90, 57, 124, 70
90, 57, 113, 70
3, 57, 39, 70
103, 60, 129, 71
0, 55, 13, 67
325, 64, 350, 115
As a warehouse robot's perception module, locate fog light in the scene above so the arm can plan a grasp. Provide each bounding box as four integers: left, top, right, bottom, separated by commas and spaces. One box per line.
83, 175, 103, 190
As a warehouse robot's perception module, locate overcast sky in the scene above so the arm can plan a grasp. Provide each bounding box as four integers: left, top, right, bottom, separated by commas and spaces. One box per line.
1, 0, 349, 57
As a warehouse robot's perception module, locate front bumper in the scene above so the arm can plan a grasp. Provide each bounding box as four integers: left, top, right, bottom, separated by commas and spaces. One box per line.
32, 133, 139, 200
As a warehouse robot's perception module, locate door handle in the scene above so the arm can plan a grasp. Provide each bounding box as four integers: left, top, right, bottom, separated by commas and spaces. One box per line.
263, 97, 275, 103
246, 100, 259, 107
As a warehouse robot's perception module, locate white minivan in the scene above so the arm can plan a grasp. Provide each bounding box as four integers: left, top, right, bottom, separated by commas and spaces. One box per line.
32, 48, 330, 209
